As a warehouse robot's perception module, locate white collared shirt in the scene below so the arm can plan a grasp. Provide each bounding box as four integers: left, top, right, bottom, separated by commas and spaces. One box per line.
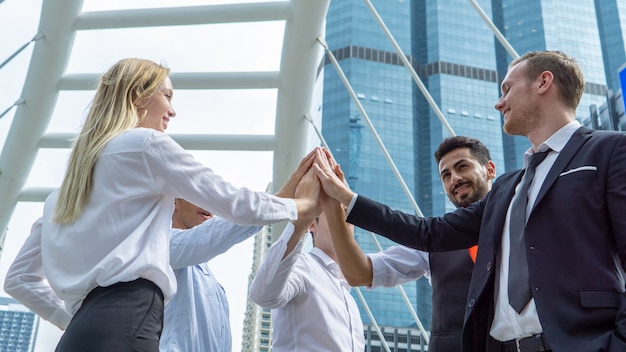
249, 223, 365, 352
5, 127, 297, 323
491, 120, 581, 341
368, 245, 431, 288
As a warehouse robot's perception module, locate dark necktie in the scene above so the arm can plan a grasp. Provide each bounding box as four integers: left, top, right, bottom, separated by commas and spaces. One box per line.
508, 150, 550, 313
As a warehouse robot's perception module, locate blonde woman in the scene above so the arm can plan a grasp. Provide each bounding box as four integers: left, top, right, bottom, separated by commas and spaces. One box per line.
4, 58, 319, 352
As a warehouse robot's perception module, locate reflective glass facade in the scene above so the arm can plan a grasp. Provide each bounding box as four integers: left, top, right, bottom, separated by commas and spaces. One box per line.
596, 0, 626, 92
411, 0, 502, 217
324, 0, 422, 330
0, 297, 38, 352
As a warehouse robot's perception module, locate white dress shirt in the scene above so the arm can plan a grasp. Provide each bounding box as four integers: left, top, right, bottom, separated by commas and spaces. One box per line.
161, 218, 261, 352
249, 223, 365, 352
368, 245, 431, 288
491, 120, 581, 341
5, 127, 297, 322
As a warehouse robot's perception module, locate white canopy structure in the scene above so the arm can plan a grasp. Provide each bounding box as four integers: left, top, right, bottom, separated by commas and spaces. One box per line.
0, 0, 330, 237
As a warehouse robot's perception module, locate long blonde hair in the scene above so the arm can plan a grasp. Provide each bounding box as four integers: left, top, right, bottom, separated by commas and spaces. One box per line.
53, 58, 170, 223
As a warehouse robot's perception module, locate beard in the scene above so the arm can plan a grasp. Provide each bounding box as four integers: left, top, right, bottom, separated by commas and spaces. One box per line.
449, 179, 490, 208
502, 100, 540, 136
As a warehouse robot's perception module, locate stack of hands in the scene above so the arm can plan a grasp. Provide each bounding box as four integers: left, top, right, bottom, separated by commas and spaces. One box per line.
275, 147, 353, 225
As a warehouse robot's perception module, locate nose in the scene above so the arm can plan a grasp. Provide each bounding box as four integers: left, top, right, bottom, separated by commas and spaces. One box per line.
494, 97, 505, 111
451, 172, 463, 184
168, 107, 176, 118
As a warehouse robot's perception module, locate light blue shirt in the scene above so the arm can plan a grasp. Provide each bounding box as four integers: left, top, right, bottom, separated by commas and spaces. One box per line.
160, 217, 261, 352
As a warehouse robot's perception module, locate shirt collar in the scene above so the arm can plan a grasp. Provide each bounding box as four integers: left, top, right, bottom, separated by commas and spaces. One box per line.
522, 120, 581, 168
309, 247, 336, 266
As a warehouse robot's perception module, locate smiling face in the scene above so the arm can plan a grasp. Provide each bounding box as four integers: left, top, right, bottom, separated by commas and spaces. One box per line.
172, 199, 213, 230
136, 76, 175, 132
438, 147, 495, 208
495, 60, 541, 137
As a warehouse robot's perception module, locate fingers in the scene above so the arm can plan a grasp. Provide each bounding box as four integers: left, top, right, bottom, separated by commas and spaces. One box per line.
322, 148, 338, 169
275, 148, 319, 198
291, 149, 317, 182
315, 148, 333, 173
295, 167, 322, 220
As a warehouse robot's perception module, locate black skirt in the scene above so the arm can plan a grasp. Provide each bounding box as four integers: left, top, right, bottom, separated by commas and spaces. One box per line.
56, 278, 164, 352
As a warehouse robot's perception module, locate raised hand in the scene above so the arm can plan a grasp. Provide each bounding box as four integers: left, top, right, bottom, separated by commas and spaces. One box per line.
275, 148, 318, 198
294, 167, 322, 221
313, 148, 354, 207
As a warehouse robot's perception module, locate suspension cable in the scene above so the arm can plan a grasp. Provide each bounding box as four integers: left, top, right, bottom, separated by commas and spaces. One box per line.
362, 0, 456, 138
0, 99, 25, 120
355, 287, 392, 352
0, 32, 44, 71
467, 0, 519, 59
369, 232, 430, 344
316, 36, 424, 217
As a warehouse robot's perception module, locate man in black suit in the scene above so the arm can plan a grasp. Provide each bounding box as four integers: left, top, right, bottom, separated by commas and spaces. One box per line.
326, 136, 495, 352
313, 51, 626, 352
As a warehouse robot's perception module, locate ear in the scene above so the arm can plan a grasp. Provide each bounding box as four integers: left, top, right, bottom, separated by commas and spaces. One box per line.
485, 160, 496, 180
309, 220, 317, 234
537, 71, 554, 94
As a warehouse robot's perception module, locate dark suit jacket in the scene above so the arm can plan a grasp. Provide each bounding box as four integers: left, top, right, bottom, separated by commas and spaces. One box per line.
347, 127, 626, 352
428, 250, 474, 351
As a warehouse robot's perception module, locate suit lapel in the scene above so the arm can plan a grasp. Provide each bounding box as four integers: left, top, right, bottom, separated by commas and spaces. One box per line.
488, 172, 522, 250
533, 127, 593, 209
465, 171, 525, 326
468, 172, 521, 295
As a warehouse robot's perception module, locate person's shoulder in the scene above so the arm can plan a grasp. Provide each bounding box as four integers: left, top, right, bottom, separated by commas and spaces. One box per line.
104, 128, 153, 149
117, 127, 167, 143
579, 129, 626, 153
587, 128, 626, 141
493, 169, 520, 184
105, 128, 174, 154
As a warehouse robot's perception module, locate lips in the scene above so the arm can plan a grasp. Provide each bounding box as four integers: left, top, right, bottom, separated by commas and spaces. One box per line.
453, 182, 471, 196
502, 108, 510, 121
199, 211, 213, 220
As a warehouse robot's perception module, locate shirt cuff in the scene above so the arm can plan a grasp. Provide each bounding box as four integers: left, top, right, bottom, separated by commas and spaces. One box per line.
284, 198, 298, 221
367, 253, 386, 289
263, 222, 303, 285
345, 193, 359, 217
48, 307, 72, 330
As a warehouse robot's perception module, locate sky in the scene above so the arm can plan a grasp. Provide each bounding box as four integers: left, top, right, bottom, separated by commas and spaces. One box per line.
0, 0, 290, 350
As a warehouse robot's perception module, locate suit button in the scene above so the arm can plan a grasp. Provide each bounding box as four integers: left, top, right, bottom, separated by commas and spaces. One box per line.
468, 298, 476, 308
529, 246, 535, 250
486, 262, 492, 271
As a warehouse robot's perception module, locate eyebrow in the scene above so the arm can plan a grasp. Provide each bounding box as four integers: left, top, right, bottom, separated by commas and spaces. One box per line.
500, 80, 510, 92
440, 159, 468, 176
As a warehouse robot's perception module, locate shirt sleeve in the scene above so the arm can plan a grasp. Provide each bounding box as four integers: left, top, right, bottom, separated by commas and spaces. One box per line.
249, 222, 306, 309
144, 131, 297, 225
345, 193, 359, 216
368, 245, 431, 288
4, 218, 73, 330
169, 217, 262, 269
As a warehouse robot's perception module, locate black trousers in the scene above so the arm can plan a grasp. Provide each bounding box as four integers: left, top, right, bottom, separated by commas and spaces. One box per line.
56, 278, 164, 352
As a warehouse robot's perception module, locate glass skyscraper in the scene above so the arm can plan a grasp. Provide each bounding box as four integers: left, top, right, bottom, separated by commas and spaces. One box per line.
323, 0, 425, 337
0, 297, 39, 352
322, 0, 626, 350
595, 0, 626, 92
